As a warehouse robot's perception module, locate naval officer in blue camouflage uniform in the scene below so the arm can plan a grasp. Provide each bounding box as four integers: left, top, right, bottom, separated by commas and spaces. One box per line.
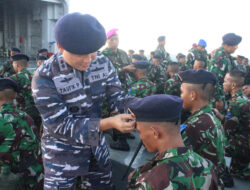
32, 13, 136, 190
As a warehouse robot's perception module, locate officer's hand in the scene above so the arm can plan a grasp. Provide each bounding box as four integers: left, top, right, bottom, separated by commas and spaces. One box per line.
215, 100, 224, 111
100, 114, 136, 133
112, 114, 136, 133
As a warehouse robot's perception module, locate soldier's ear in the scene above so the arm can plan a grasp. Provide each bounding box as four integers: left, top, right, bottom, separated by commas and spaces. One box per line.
151, 126, 160, 139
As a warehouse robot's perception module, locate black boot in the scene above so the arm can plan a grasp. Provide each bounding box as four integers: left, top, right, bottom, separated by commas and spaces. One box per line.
221, 167, 234, 188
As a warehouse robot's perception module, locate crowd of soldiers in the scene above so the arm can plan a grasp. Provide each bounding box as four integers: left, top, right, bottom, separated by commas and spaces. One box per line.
0, 11, 249, 190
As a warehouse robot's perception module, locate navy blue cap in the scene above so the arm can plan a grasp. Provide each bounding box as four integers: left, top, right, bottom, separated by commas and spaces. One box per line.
132, 54, 143, 61
38, 48, 48, 53
10, 47, 20, 52
178, 69, 217, 85
0, 78, 19, 92
133, 61, 152, 69
198, 39, 207, 48
158, 36, 165, 42
153, 54, 162, 60
129, 95, 183, 122
36, 56, 47, 61
11, 53, 29, 61
223, 33, 242, 46
54, 12, 106, 55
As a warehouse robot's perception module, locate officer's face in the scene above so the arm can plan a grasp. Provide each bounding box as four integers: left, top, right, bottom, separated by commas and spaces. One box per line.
180, 83, 193, 110
137, 122, 157, 152
107, 35, 119, 50
57, 43, 97, 71
223, 74, 232, 93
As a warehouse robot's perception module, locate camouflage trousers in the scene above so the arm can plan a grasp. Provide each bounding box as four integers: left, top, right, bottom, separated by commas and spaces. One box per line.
44, 151, 113, 190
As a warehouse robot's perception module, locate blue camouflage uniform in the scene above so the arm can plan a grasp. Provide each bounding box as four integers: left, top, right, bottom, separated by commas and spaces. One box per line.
32, 52, 133, 189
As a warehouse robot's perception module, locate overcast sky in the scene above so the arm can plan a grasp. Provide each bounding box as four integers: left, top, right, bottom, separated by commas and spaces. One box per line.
69, 0, 249, 58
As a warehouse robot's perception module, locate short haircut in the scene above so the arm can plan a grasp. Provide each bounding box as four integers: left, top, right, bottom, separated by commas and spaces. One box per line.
187, 83, 215, 101
168, 62, 179, 73
0, 89, 16, 101
194, 59, 206, 69
229, 70, 245, 87
14, 59, 28, 67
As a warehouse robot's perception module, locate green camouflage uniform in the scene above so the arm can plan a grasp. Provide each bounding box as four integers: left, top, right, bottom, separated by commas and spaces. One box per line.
10, 68, 41, 130
128, 77, 156, 98
224, 90, 250, 179
128, 147, 218, 190
164, 74, 181, 97
208, 46, 236, 86
155, 46, 171, 66
181, 105, 227, 180
178, 62, 190, 72
148, 63, 167, 94
0, 61, 16, 78
187, 47, 209, 68
0, 103, 43, 189
102, 47, 131, 91
208, 46, 236, 105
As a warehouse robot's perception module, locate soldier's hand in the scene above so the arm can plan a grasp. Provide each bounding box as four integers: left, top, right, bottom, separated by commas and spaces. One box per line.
100, 114, 136, 133
213, 108, 224, 121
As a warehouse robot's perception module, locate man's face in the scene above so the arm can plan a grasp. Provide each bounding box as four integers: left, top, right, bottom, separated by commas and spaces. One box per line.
137, 122, 157, 153
139, 51, 144, 56
153, 58, 159, 65
178, 57, 186, 64
223, 74, 232, 93
180, 83, 192, 110
197, 45, 205, 52
224, 44, 238, 54
107, 35, 119, 49
10, 51, 19, 57
236, 57, 242, 64
59, 48, 97, 71
159, 41, 165, 46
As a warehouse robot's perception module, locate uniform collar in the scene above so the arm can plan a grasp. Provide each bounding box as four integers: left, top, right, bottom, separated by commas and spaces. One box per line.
0, 103, 15, 112
232, 89, 244, 98
154, 146, 190, 161
188, 104, 212, 121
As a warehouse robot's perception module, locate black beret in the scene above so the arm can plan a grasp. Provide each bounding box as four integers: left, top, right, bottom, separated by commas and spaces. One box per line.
11, 53, 29, 61
176, 53, 186, 59
132, 54, 143, 61
178, 69, 217, 85
133, 61, 152, 69
222, 33, 242, 46
36, 56, 47, 61
0, 78, 19, 92
54, 12, 106, 55
38, 48, 48, 53
158, 36, 165, 42
129, 94, 183, 122
153, 54, 162, 60
10, 47, 20, 52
